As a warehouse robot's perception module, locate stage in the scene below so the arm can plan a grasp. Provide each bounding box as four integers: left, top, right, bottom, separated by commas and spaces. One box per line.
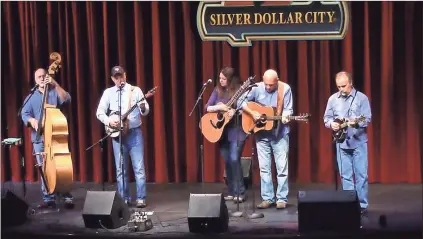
1, 181, 422, 239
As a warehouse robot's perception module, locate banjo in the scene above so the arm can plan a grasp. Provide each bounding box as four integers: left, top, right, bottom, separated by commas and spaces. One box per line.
105, 86, 158, 138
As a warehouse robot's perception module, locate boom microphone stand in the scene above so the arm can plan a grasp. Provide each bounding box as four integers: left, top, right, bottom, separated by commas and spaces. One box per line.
247, 136, 264, 219
332, 141, 339, 191
189, 79, 212, 191
86, 131, 118, 191
232, 84, 263, 219
230, 84, 255, 218
13, 84, 39, 197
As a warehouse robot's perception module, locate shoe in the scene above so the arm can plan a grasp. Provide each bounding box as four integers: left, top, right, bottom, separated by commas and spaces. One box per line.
276, 202, 287, 209
37, 201, 56, 209
256, 200, 274, 209
233, 195, 247, 203
224, 195, 234, 201
136, 199, 146, 208
64, 198, 74, 209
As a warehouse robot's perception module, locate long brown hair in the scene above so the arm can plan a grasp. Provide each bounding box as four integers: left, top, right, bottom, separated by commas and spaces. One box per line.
216, 67, 241, 99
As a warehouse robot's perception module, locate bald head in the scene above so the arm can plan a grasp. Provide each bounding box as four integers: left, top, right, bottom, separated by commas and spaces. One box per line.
34, 68, 47, 88
335, 71, 353, 96
263, 69, 278, 80
263, 69, 279, 93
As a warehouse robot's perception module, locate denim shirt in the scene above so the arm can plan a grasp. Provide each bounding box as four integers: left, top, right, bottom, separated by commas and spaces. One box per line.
237, 81, 294, 140
96, 83, 150, 130
20, 88, 71, 143
323, 88, 372, 149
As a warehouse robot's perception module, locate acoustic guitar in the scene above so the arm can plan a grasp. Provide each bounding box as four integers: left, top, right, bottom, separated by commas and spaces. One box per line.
200, 76, 256, 143
332, 115, 366, 143
241, 102, 310, 134
105, 86, 158, 138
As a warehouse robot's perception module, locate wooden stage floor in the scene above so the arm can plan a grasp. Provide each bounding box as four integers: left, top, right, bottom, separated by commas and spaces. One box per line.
1, 181, 422, 239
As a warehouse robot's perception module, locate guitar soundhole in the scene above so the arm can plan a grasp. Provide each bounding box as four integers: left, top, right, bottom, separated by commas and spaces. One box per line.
215, 120, 224, 128
255, 116, 267, 128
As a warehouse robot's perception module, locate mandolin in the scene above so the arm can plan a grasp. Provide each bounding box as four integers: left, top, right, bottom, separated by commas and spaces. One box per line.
200, 76, 256, 143
105, 86, 158, 138
332, 115, 366, 143
241, 102, 310, 134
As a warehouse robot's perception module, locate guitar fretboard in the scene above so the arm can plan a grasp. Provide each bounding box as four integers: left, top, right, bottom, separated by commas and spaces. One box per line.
225, 78, 253, 107
265, 115, 305, 121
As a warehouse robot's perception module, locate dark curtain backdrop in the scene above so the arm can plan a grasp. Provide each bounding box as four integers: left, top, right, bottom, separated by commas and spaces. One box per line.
1, 1, 422, 185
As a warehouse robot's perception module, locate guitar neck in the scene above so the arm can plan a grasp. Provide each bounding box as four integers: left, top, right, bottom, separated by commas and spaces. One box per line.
121, 97, 146, 119
225, 79, 253, 107
339, 117, 364, 130
265, 115, 302, 121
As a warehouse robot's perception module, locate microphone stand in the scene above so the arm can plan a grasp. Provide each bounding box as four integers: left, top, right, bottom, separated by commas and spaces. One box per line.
233, 84, 264, 220
247, 133, 264, 219
118, 85, 125, 201
86, 131, 119, 191
189, 81, 210, 192
13, 85, 38, 198
333, 141, 339, 191
230, 88, 251, 218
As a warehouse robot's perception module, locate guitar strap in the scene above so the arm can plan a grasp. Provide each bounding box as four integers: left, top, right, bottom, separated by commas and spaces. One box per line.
276, 81, 285, 116
128, 86, 135, 110
344, 89, 358, 118
274, 81, 285, 132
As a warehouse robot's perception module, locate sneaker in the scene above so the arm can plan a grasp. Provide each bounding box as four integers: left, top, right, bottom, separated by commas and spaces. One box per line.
64, 198, 74, 209
233, 195, 247, 203
37, 201, 56, 209
224, 195, 234, 201
136, 199, 146, 208
125, 200, 132, 207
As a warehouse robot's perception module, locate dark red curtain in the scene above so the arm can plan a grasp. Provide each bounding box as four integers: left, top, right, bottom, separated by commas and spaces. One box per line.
2, 2, 422, 185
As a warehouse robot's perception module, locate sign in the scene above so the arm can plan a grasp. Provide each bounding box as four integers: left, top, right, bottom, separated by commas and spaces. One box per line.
196, 1, 350, 47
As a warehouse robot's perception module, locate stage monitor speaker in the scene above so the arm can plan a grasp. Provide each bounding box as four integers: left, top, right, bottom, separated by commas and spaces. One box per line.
297, 190, 361, 234
1, 191, 29, 228
187, 193, 229, 233
82, 191, 130, 229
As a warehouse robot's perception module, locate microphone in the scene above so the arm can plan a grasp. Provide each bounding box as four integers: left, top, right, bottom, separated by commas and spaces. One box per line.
31, 84, 39, 92
119, 82, 125, 88
203, 79, 212, 86
247, 83, 258, 89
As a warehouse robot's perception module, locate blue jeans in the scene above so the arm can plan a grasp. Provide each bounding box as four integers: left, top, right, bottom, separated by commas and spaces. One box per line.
336, 143, 369, 209
33, 142, 73, 203
219, 139, 246, 197
112, 127, 146, 201
256, 132, 290, 203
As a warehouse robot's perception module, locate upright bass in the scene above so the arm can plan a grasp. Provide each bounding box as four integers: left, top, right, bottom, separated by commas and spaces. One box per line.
35, 52, 73, 194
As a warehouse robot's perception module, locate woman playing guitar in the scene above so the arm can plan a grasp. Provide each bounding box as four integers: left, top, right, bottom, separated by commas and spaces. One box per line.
204, 67, 248, 203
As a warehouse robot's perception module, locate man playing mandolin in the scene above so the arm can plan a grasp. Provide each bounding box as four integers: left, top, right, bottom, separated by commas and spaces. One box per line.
96, 66, 149, 208
21, 68, 74, 209
238, 69, 293, 210
323, 71, 372, 215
